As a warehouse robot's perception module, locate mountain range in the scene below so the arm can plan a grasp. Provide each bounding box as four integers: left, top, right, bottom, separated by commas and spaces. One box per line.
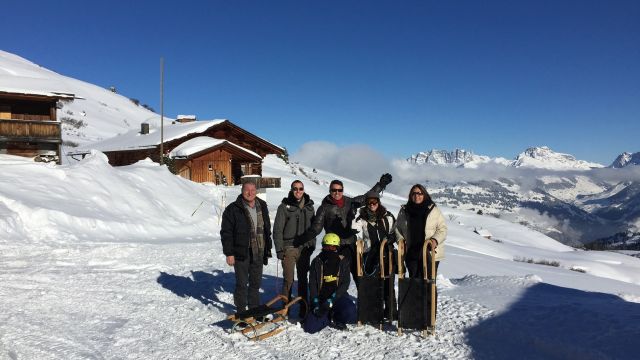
407, 147, 640, 248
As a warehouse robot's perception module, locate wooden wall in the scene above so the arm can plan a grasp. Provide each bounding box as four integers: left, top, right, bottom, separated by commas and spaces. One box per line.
0, 97, 61, 163
177, 149, 232, 184
0, 120, 60, 139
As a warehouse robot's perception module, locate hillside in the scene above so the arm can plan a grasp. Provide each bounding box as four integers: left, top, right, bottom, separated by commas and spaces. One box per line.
0, 50, 165, 153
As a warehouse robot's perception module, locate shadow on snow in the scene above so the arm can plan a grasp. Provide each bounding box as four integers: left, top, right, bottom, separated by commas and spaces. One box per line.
465, 283, 640, 360
156, 269, 295, 314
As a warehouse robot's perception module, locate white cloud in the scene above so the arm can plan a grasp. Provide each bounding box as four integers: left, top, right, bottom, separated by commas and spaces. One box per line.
292, 141, 390, 185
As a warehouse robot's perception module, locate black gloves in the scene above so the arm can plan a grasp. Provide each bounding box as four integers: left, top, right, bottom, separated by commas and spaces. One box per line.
293, 232, 313, 247
276, 251, 284, 260
379, 173, 392, 187
263, 257, 269, 266
386, 231, 397, 245
311, 297, 333, 317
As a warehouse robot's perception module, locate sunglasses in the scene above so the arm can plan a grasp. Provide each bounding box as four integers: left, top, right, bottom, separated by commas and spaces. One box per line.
330, 188, 344, 193
367, 200, 379, 206
292, 187, 304, 191
411, 192, 424, 196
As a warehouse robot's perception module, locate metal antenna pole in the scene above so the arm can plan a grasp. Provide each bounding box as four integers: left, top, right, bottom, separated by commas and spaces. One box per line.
160, 57, 164, 164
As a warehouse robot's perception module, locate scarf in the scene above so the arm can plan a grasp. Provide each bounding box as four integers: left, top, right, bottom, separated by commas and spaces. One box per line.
331, 197, 345, 208
405, 200, 432, 260
242, 200, 265, 261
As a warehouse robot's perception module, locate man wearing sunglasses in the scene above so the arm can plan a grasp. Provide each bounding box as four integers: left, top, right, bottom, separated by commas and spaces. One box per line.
296, 173, 393, 285
273, 180, 316, 318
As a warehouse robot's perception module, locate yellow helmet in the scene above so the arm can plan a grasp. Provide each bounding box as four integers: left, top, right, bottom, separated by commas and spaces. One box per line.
322, 233, 341, 246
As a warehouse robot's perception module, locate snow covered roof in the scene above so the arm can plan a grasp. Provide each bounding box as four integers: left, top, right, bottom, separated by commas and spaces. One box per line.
0, 87, 76, 99
169, 136, 261, 160
68, 119, 284, 155
69, 120, 227, 153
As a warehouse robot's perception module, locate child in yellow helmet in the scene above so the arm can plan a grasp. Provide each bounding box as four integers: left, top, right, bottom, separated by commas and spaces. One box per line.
303, 233, 356, 333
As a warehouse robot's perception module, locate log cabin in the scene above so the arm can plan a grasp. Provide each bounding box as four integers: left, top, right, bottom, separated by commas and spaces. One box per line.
0, 89, 75, 164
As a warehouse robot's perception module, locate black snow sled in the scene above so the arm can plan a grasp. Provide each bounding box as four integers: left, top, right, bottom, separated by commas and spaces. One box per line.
397, 239, 437, 336
227, 295, 304, 341
356, 238, 396, 329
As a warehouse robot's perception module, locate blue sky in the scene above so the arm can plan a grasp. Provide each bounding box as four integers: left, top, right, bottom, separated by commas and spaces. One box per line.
3, 0, 639, 164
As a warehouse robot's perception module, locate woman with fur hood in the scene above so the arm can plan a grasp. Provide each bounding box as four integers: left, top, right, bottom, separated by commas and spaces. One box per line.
352, 191, 397, 319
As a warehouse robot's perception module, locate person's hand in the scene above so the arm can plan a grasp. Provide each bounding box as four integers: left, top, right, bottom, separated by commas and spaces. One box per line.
277, 251, 284, 260
263, 257, 269, 266
379, 173, 392, 187
226, 255, 235, 266
387, 232, 397, 245
293, 234, 308, 247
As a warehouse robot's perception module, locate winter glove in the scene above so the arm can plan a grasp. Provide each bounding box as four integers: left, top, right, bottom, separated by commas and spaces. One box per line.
293, 233, 311, 247
379, 173, 392, 187
263, 257, 269, 266
311, 297, 324, 317
386, 232, 397, 245
276, 251, 284, 260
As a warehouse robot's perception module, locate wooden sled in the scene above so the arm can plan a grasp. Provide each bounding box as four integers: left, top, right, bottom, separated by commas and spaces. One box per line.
227, 295, 304, 341
397, 239, 437, 337
356, 238, 394, 329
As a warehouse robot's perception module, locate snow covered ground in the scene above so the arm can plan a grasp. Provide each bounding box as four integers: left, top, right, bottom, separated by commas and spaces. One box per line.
2, 154, 640, 359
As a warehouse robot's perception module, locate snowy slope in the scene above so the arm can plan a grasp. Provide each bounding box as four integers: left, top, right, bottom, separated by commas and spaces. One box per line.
0, 50, 165, 150
2, 153, 640, 359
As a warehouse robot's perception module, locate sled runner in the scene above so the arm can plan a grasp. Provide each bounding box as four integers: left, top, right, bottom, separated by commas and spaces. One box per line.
356, 238, 395, 329
397, 239, 437, 337
227, 295, 304, 341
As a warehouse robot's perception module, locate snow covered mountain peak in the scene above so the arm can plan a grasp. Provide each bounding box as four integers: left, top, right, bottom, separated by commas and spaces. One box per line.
511, 146, 604, 170
407, 148, 491, 166
610, 151, 640, 168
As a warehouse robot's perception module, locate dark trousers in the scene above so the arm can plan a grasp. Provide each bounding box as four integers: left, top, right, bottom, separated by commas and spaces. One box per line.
281, 246, 313, 317
339, 243, 358, 287
233, 254, 264, 311
303, 296, 356, 334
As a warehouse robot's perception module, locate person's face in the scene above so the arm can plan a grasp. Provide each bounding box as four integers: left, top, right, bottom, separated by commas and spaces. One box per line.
242, 183, 257, 203
367, 198, 379, 211
410, 187, 425, 204
291, 182, 305, 200
330, 184, 344, 201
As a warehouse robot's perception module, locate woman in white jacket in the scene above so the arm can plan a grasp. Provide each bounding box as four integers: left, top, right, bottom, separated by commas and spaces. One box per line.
352, 191, 396, 319
394, 184, 447, 278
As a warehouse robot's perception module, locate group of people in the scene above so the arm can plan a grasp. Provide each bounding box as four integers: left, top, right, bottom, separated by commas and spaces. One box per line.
220, 174, 447, 333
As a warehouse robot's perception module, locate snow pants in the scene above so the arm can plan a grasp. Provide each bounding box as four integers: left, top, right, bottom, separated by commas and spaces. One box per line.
303, 296, 356, 334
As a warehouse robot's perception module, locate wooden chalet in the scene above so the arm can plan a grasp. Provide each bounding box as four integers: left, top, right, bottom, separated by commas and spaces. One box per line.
68, 119, 285, 185
0, 89, 74, 164
169, 137, 262, 184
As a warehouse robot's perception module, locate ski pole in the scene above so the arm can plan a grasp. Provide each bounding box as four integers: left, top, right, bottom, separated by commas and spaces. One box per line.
191, 200, 205, 217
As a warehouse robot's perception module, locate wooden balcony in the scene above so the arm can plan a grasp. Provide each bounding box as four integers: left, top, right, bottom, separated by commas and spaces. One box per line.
0, 119, 61, 142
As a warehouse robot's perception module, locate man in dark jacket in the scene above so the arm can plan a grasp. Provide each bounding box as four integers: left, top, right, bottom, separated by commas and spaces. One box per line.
304, 233, 354, 333
273, 180, 315, 317
297, 173, 392, 285
221, 182, 272, 312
